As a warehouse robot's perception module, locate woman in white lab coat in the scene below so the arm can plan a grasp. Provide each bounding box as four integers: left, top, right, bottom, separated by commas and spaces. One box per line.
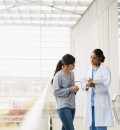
81, 49, 113, 130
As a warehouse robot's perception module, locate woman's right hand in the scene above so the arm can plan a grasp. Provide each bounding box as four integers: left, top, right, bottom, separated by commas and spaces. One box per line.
70, 86, 79, 92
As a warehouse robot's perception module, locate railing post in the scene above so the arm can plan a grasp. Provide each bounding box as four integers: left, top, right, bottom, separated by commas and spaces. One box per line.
48, 116, 52, 130
50, 117, 52, 130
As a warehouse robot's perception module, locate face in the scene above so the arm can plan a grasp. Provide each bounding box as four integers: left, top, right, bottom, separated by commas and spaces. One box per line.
68, 62, 75, 70
90, 53, 100, 66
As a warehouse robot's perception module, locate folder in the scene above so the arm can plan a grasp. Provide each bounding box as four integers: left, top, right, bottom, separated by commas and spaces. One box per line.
92, 79, 107, 84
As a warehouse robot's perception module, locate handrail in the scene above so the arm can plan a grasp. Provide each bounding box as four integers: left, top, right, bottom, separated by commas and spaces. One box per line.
75, 81, 81, 82
112, 94, 120, 124
0, 80, 83, 129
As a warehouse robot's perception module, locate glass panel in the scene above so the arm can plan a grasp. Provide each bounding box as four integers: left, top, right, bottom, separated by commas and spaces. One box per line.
0, 26, 69, 77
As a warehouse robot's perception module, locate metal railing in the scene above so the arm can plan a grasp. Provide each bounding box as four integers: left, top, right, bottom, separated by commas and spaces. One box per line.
112, 94, 120, 124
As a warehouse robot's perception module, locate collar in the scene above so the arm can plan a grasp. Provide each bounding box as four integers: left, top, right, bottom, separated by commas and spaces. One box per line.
89, 63, 105, 70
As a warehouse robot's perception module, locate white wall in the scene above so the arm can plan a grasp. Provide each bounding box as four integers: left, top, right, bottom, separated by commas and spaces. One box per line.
70, 0, 119, 98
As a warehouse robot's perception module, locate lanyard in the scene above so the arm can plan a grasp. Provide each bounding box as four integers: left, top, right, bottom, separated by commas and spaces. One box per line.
92, 68, 94, 79
92, 67, 99, 79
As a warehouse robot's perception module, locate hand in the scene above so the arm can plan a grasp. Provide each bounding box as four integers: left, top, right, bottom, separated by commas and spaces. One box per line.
86, 78, 93, 87
90, 83, 95, 88
86, 78, 95, 88
70, 86, 79, 92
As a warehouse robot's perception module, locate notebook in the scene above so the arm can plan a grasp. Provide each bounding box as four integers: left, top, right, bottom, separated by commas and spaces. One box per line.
92, 79, 107, 84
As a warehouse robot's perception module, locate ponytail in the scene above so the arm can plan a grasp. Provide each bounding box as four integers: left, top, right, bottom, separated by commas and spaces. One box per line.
51, 60, 63, 85
101, 55, 105, 63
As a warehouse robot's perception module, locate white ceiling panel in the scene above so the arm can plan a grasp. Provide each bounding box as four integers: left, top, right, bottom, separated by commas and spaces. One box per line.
0, 0, 93, 27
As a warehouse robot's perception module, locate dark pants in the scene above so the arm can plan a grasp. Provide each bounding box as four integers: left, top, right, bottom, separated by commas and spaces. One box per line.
57, 107, 75, 130
90, 106, 107, 130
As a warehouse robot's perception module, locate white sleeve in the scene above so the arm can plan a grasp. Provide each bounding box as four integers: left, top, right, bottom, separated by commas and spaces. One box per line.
93, 66, 111, 93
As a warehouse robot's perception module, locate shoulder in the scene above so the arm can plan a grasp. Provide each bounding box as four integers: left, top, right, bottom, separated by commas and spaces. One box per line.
54, 71, 62, 79
84, 65, 92, 73
100, 64, 111, 75
53, 71, 62, 85
71, 71, 74, 75
100, 64, 110, 71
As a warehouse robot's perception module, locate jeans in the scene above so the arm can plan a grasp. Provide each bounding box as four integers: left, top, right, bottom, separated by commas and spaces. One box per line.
90, 106, 107, 130
57, 107, 75, 130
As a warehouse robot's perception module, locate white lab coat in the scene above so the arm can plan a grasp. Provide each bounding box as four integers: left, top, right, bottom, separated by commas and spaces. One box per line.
81, 64, 114, 127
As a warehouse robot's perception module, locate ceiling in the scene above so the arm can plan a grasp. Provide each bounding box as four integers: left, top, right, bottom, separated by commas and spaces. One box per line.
0, 0, 93, 27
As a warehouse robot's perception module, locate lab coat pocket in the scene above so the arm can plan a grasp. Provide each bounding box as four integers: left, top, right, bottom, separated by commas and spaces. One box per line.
99, 92, 110, 107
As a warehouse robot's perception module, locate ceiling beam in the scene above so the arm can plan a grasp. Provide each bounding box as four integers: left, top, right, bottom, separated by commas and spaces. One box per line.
0, 1, 90, 6
0, 22, 74, 27
0, 10, 83, 15
0, 16, 79, 21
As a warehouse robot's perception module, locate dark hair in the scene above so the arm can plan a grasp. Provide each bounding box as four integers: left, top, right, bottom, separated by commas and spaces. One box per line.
93, 49, 105, 63
51, 54, 75, 84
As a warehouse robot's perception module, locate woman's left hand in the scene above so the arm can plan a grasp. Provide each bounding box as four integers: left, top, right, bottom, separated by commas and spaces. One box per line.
90, 83, 95, 88
86, 78, 95, 88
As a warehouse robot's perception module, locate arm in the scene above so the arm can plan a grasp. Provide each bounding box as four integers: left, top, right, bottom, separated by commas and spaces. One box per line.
94, 66, 111, 93
54, 88, 70, 98
53, 75, 70, 98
